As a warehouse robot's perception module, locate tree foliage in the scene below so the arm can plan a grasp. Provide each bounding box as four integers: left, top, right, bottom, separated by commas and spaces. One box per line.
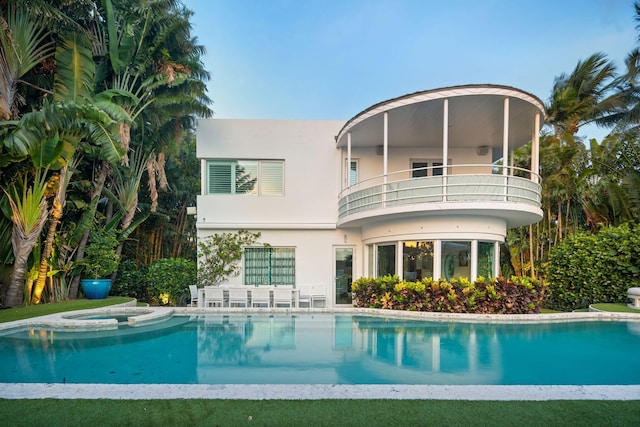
147, 257, 196, 306
0, 0, 211, 307
545, 223, 640, 311
197, 231, 261, 287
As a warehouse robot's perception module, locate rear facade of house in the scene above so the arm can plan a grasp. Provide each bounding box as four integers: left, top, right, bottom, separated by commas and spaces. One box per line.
196, 85, 545, 307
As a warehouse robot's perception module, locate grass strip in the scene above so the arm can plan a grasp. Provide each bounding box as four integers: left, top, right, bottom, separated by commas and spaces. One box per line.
590, 303, 640, 313
0, 399, 638, 427
0, 297, 135, 324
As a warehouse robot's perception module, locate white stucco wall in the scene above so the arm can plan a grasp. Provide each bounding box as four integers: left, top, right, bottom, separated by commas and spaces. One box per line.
196, 119, 362, 306
197, 119, 345, 228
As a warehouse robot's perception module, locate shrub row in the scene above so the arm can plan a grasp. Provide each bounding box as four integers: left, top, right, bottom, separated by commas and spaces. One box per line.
352, 275, 545, 314
111, 257, 196, 306
545, 223, 640, 311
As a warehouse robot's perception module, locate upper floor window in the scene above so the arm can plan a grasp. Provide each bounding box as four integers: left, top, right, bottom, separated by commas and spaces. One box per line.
411, 160, 444, 178
344, 158, 358, 186
206, 160, 284, 196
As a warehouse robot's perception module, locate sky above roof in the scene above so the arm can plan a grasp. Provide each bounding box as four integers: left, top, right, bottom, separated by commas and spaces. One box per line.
187, 0, 638, 141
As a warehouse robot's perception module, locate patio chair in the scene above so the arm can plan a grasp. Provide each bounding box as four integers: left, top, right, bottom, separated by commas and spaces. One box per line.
203, 286, 224, 307
273, 287, 293, 308
228, 287, 249, 307
299, 284, 326, 308
251, 287, 271, 307
188, 285, 199, 307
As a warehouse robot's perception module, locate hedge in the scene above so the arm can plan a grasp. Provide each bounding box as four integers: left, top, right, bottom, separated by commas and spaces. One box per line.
352, 275, 545, 314
545, 223, 640, 311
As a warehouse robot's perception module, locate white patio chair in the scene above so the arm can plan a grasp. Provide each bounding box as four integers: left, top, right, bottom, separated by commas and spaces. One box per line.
251, 287, 271, 307
228, 287, 249, 307
273, 287, 293, 308
203, 286, 224, 307
188, 285, 199, 307
307, 284, 326, 308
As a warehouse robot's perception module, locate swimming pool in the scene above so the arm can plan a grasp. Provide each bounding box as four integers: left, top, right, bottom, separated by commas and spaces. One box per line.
1, 312, 639, 385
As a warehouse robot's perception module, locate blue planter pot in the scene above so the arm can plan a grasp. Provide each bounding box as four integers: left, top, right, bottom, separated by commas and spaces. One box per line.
81, 278, 112, 299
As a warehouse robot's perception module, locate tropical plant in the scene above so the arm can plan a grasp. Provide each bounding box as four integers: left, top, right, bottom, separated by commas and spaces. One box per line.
2, 172, 49, 307
351, 275, 545, 314
0, 0, 211, 307
110, 259, 149, 302
197, 231, 262, 287
79, 224, 120, 280
545, 223, 640, 311
146, 257, 196, 306
0, 4, 55, 120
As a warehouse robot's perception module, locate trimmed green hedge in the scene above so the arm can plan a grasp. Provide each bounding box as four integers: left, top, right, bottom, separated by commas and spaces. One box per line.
352, 275, 545, 314
147, 258, 196, 306
545, 223, 640, 311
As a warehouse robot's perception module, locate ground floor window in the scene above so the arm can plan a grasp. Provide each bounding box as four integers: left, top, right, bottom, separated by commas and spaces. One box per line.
377, 244, 396, 277
244, 247, 295, 286
477, 241, 495, 278
441, 241, 471, 281
402, 241, 434, 280
369, 239, 497, 281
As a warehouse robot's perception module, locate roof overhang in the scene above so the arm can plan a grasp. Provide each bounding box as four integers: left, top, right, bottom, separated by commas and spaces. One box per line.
335, 84, 546, 157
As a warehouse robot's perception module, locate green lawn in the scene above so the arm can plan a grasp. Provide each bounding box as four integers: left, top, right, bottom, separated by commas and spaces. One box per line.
0, 297, 135, 323
0, 399, 638, 427
590, 302, 640, 313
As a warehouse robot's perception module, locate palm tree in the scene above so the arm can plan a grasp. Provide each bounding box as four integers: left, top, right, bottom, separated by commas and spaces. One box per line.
546, 53, 620, 137
0, 4, 54, 120
3, 172, 49, 307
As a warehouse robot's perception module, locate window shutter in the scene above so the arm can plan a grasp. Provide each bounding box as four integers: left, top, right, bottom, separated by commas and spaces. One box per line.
260, 161, 284, 195
208, 162, 232, 194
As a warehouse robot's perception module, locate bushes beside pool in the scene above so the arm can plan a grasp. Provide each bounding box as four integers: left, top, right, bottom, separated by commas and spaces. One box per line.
352, 275, 545, 314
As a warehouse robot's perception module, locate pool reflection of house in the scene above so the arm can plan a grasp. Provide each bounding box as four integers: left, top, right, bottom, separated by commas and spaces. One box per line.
195, 315, 502, 384
196, 85, 544, 307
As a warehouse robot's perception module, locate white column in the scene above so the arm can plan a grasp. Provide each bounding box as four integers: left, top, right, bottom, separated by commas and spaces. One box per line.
433, 240, 441, 279
494, 241, 500, 278
397, 241, 403, 279
442, 99, 449, 202
347, 132, 352, 188
383, 111, 389, 178
442, 99, 449, 175
532, 113, 541, 183
470, 240, 478, 281
502, 97, 510, 176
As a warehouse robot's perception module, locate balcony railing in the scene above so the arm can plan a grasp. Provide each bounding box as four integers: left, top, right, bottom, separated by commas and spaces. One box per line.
338, 164, 541, 219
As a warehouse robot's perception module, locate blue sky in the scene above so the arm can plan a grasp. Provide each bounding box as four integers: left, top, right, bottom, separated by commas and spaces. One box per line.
187, 0, 638, 141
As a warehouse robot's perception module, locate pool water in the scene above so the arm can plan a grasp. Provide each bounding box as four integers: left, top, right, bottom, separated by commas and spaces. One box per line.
1, 314, 639, 385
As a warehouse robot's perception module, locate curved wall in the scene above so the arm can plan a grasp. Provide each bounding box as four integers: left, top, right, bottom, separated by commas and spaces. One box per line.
361, 215, 507, 244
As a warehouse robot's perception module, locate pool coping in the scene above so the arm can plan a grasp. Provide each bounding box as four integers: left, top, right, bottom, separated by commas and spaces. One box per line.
1, 383, 639, 400
1, 305, 640, 401
0, 302, 175, 334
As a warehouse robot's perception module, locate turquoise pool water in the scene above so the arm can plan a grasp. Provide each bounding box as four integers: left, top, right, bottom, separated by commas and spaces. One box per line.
1, 314, 639, 385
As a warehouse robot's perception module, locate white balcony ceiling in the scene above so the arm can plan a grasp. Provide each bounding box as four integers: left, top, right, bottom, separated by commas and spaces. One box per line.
335, 85, 545, 157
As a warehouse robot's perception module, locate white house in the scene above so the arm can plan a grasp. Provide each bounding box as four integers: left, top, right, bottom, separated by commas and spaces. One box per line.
196, 84, 544, 307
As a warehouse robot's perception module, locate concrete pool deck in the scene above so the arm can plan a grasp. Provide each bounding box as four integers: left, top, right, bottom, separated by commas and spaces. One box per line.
1, 305, 639, 401
1, 383, 640, 400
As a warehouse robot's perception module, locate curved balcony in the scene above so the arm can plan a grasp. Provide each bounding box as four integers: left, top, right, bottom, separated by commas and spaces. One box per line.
337, 165, 542, 228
